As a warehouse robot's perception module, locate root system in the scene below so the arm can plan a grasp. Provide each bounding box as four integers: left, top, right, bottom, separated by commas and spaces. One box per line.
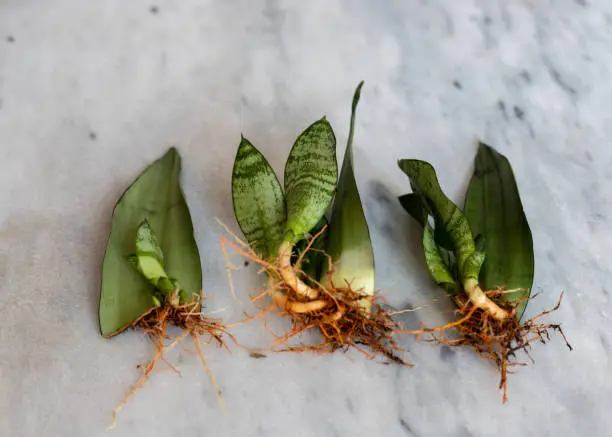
268, 279, 409, 365
111, 291, 232, 428
405, 290, 571, 402
219, 223, 411, 367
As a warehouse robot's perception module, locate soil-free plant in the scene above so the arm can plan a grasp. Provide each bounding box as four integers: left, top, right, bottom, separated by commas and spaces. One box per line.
100, 148, 229, 425
226, 83, 409, 364
398, 143, 570, 400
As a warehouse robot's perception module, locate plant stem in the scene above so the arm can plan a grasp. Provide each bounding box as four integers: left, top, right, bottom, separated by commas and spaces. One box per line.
278, 240, 320, 299
463, 278, 510, 321
266, 275, 328, 313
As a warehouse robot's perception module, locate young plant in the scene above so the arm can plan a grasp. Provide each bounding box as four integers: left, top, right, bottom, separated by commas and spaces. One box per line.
398, 143, 570, 401
100, 148, 229, 425
227, 83, 408, 364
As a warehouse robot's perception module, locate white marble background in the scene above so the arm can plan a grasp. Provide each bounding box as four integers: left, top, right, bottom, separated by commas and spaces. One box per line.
1, 1, 611, 436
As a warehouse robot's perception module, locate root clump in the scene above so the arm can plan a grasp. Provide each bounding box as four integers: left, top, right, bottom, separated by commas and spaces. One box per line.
111, 291, 231, 427
406, 290, 571, 401
271, 281, 410, 366
220, 224, 411, 367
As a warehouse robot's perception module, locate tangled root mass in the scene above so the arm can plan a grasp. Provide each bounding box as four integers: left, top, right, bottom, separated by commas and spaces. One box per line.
219, 223, 411, 367
111, 292, 231, 427
409, 290, 571, 402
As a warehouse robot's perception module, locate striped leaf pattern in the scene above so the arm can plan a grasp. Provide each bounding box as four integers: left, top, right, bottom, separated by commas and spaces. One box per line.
397, 159, 482, 284
284, 118, 337, 242
232, 137, 286, 259
423, 223, 461, 294
399, 193, 460, 294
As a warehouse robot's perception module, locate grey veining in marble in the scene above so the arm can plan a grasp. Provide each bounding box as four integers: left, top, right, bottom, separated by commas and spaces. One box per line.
1, 1, 611, 436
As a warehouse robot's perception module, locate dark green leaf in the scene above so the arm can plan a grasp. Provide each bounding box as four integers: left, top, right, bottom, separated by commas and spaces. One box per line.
284, 118, 337, 242
464, 142, 534, 319
232, 137, 286, 259
293, 216, 329, 284
398, 193, 427, 227
99, 148, 202, 338
399, 194, 459, 292
399, 193, 454, 250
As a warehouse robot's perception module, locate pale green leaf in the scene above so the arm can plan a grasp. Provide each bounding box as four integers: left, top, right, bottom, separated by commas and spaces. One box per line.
133, 219, 184, 297
324, 82, 374, 303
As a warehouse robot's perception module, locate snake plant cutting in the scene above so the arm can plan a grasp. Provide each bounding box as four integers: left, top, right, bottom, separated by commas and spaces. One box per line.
398, 143, 570, 400
100, 148, 228, 425
228, 83, 408, 363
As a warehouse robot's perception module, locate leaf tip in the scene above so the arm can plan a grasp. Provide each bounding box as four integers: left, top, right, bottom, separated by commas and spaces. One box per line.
237, 135, 254, 151
165, 146, 180, 158
352, 81, 364, 110
477, 141, 493, 153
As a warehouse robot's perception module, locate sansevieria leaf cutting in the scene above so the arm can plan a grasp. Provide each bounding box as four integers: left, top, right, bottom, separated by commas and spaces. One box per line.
227, 83, 409, 364
398, 143, 570, 401
100, 148, 228, 426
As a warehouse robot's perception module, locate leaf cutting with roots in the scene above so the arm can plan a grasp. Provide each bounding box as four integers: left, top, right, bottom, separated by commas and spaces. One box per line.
398, 145, 571, 401
228, 83, 410, 366
100, 149, 234, 427
220, 223, 411, 366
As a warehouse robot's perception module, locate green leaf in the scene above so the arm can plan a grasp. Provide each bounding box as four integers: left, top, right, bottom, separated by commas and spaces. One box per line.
398, 193, 427, 227
232, 137, 286, 259
399, 193, 454, 250
423, 223, 461, 294
292, 216, 329, 284
135, 219, 164, 262
133, 219, 167, 285
323, 82, 375, 307
464, 142, 534, 319
399, 194, 459, 293
284, 118, 337, 242
132, 219, 183, 297
397, 159, 481, 285
99, 148, 202, 338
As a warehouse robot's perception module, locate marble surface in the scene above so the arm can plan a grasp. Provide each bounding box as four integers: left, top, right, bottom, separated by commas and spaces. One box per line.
1, 1, 611, 436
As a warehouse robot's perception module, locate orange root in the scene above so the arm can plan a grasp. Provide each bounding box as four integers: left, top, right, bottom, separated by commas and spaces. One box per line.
219, 224, 411, 366
402, 290, 571, 402
109, 292, 232, 428
269, 285, 411, 366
